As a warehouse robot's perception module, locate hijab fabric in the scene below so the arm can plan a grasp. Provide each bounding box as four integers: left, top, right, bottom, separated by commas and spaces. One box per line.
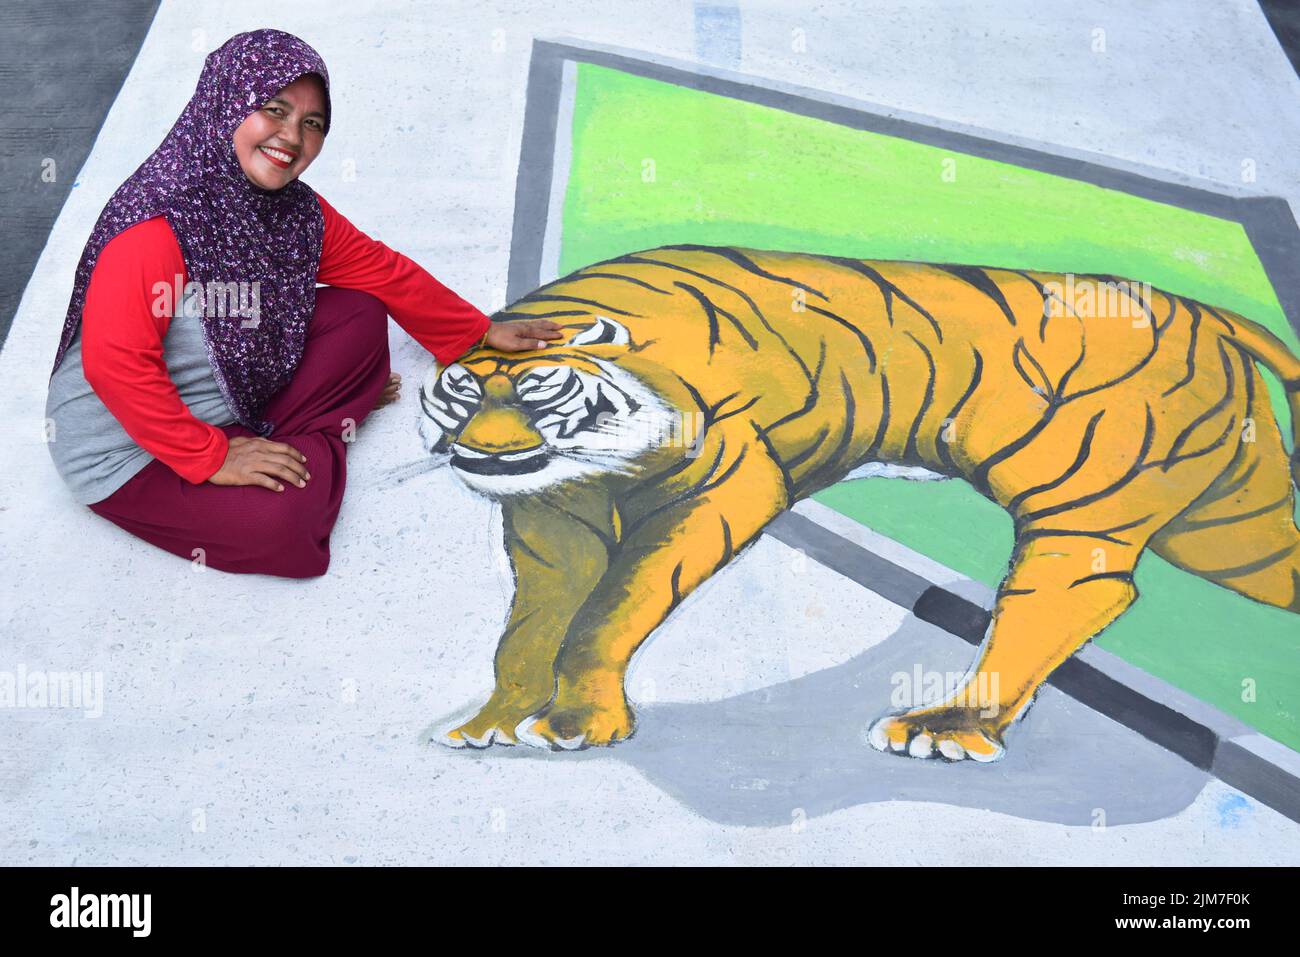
50, 28, 333, 437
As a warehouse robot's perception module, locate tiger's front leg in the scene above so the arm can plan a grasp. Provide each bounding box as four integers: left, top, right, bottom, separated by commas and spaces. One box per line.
516, 438, 789, 749
439, 486, 614, 748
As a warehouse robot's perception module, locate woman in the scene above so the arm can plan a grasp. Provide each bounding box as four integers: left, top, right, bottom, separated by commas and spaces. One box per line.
45, 28, 561, 578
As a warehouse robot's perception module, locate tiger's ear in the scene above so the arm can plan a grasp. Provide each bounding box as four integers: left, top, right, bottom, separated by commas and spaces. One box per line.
570, 314, 631, 346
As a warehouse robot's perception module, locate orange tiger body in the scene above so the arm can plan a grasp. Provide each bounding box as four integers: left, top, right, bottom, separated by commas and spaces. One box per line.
423, 245, 1300, 760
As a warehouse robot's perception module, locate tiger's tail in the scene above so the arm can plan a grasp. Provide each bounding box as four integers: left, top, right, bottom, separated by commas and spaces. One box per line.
1222, 310, 1300, 486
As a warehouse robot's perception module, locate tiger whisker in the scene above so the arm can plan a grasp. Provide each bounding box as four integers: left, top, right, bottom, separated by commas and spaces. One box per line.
367, 454, 451, 490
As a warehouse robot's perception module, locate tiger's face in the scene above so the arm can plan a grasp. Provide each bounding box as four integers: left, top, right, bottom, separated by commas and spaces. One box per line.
418, 314, 685, 497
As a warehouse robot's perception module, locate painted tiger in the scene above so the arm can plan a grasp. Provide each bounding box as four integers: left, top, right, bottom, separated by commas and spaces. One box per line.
421, 244, 1300, 762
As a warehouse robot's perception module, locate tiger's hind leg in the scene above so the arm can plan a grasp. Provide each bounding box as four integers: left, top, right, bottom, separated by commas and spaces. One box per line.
868, 517, 1155, 761
1150, 408, 1300, 612
870, 410, 1244, 761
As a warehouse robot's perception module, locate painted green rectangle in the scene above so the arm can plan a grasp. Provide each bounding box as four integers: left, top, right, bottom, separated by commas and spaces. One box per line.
559, 62, 1300, 750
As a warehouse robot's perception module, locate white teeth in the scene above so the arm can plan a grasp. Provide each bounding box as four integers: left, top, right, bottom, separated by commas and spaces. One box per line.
260, 147, 293, 163
450, 445, 489, 459
449, 444, 544, 462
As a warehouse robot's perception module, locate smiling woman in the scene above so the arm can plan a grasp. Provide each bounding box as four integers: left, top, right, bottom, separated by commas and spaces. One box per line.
232, 74, 328, 191
45, 28, 563, 578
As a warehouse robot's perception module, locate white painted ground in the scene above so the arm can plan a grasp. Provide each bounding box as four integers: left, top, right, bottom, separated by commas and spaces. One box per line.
3, 0, 1299, 865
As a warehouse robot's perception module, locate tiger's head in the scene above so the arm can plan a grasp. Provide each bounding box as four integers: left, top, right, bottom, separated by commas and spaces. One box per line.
417, 314, 692, 497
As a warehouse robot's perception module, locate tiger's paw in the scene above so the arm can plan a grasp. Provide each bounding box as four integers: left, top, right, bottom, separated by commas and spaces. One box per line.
867, 706, 1007, 763
515, 698, 635, 751
436, 697, 548, 749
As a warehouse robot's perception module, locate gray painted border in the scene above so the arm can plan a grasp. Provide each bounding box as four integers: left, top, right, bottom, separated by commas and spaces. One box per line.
506, 37, 1300, 822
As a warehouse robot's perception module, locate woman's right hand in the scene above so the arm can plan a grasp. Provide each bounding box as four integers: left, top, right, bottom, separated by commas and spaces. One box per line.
207, 436, 310, 491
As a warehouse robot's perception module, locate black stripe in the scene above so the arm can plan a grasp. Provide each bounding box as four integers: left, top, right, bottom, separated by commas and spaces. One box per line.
1156, 291, 1178, 333
1200, 542, 1300, 581
1070, 571, 1135, 588
1176, 494, 1294, 533
611, 253, 817, 390
717, 515, 735, 569
564, 271, 672, 294
713, 394, 761, 424
521, 294, 641, 316
901, 332, 937, 464
1018, 526, 1134, 547
1012, 338, 1056, 402
970, 404, 1061, 498
935, 264, 1018, 326
761, 339, 827, 436
1016, 512, 1156, 547
804, 303, 877, 372
623, 435, 731, 539
496, 309, 591, 320
661, 245, 830, 301
1007, 409, 1107, 514
800, 370, 860, 493
1203, 304, 1238, 334
865, 373, 891, 459
1163, 298, 1202, 396
1020, 406, 1158, 523
1163, 340, 1237, 468
935, 349, 983, 475
782, 425, 829, 473
700, 443, 749, 494
826, 258, 945, 343
1010, 269, 1079, 341
676, 280, 761, 352
1216, 457, 1261, 499
676, 280, 717, 352
1148, 415, 1237, 471
753, 426, 799, 505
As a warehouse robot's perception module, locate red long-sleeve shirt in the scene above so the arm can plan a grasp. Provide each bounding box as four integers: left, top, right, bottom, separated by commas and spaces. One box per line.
79, 190, 491, 485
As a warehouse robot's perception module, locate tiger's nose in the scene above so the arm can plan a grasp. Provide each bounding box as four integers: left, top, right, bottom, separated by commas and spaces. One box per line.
455, 405, 543, 455
484, 373, 516, 401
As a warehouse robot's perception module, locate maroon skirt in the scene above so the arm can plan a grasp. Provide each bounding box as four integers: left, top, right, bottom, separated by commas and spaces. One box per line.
88, 286, 391, 578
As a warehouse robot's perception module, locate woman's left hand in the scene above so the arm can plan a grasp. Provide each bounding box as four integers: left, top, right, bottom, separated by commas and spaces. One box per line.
484, 318, 565, 352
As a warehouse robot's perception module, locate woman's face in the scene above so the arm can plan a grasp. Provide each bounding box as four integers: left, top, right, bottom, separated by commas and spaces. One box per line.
232, 73, 327, 191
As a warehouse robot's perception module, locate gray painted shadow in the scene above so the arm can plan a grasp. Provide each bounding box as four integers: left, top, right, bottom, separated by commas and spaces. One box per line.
470, 617, 1209, 827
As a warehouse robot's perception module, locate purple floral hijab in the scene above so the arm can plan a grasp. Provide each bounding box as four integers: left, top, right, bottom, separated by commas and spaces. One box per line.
50, 28, 333, 436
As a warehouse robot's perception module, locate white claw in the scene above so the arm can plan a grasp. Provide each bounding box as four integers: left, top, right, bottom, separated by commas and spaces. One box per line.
462, 727, 498, 749
436, 729, 468, 749
867, 720, 890, 753
938, 739, 967, 761
908, 733, 934, 758
513, 715, 550, 750
965, 740, 1006, 764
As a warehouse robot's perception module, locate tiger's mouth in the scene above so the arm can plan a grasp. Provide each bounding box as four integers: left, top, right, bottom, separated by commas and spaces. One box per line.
449, 443, 551, 476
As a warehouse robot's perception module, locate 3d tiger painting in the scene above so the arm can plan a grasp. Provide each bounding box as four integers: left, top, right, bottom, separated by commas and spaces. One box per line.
422, 245, 1300, 762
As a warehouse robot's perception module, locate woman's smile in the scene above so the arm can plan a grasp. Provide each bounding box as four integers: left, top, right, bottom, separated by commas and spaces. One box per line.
258, 145, 297, 169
